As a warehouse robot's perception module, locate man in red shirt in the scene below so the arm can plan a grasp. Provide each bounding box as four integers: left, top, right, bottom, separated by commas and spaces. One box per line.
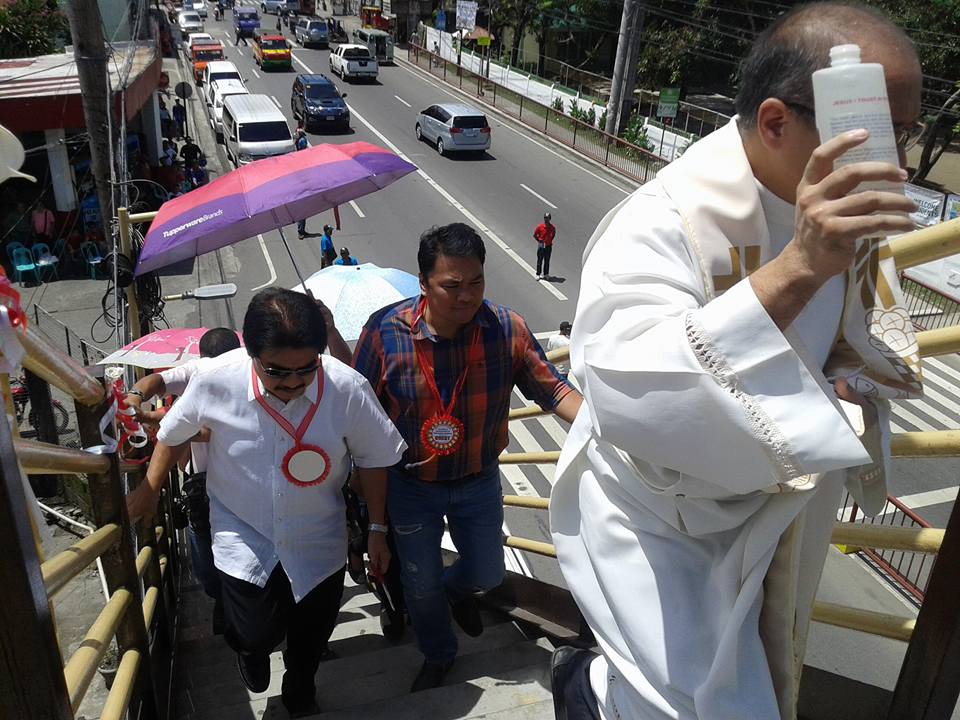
534, 212, 556, 280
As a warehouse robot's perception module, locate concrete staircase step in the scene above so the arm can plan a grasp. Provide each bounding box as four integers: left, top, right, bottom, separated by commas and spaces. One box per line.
183, 637, 554, 720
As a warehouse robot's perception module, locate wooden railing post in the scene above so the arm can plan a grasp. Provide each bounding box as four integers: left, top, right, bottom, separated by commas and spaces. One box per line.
23, 369, 61, 498
0, 407, 73, 719
888, 495, 960, 718
74, 390, 161, 720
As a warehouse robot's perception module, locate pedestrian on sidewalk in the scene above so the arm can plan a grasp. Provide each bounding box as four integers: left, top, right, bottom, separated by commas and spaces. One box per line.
533, 211, 555, 279
333, 246, 358, 265
126, 288, 405, 717
320, 224, 336, 267
351, 223, 582, 693
276, 12, 282, 32
172, 99, 187, 139
294, 128, 311, 238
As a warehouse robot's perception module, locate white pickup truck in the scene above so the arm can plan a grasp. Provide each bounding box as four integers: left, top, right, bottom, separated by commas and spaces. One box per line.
329, 44, 379, 82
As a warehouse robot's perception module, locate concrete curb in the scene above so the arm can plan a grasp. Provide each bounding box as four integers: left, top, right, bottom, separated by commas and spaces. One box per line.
394, 53, 639, 193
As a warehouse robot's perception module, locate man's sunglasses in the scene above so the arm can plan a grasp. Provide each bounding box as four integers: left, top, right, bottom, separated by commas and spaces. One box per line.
256, 357, 321, 379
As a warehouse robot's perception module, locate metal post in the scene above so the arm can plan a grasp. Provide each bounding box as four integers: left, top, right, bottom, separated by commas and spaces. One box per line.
605, 137, 612, 166
75, 386, 160, 720
519, 93, 524, 121
887, 495, 960, 719
81, 342, 90, 366
0, 406, 73, 720
64, 326, 71, 358
573, 119, 579, 148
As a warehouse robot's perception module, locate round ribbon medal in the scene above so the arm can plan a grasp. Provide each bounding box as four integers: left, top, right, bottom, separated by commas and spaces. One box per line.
283, 444, 331, 487
421, 414, 464, 456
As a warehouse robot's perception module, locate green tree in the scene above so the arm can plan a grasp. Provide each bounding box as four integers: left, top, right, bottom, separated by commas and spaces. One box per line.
0, 0, 67, 59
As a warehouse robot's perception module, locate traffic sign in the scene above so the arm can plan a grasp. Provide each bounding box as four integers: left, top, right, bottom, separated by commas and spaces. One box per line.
174, 81, 193, 100
657, 87, 681, 119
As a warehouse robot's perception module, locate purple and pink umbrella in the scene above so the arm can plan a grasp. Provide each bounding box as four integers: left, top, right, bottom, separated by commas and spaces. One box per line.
135, 142, 417, 281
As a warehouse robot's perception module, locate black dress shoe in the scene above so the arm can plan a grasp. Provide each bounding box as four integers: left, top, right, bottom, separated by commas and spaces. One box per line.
449, 596, 483, 637
237, 652, 271, 693
551, 646, 600, 720
283, 692, 320, 718
380, 605, 406, 644
410, 658, 454, 692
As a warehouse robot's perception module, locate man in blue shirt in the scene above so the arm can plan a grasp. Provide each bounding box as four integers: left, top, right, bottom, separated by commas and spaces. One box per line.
333, 247, 358, 266
320, 224, 336, 267
295, 128, 310, 238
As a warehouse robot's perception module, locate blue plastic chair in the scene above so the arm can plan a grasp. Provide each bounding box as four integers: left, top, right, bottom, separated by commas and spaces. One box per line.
5, 241, 25, 266
32, 242, 59, 280
12, 246, 41, 285
80, 241, 103, 279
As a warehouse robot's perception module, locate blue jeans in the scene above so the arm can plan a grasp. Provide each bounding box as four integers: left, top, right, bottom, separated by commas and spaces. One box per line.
188, 526, 221, 601
387, 463, 505, 663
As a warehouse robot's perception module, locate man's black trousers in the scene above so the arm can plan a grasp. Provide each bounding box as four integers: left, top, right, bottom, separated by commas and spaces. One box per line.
537, 244, 553, 276
218, 563, 345, 705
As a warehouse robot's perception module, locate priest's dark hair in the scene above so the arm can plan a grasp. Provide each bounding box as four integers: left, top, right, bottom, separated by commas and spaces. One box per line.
735, 2, 914, 131
199, 327, 241, 358
418, 222, 486, 277
243, 288, 328, 357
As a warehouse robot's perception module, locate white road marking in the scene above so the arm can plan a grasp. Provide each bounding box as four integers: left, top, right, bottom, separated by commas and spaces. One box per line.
293, 54, 313, 73
223, 37, 235, 47
250, 67, 261, 78
348, 200, 365, 218
234, 45, 244, 55
251, 234, 278, 291
343, 100, 568, 301
520, 183, 557, 209
269, 95, 282, 110
891, 486, 959, 514
393, 94, 411, 107
925, 355, 960, 385
891, 404, 937, 432
397, 62, 632, 195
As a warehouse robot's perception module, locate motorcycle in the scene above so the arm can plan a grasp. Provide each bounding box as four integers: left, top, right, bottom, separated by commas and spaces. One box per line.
10, 376, 70, 439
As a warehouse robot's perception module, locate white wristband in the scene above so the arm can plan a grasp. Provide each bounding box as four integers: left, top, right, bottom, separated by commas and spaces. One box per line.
368, 522, 389, 534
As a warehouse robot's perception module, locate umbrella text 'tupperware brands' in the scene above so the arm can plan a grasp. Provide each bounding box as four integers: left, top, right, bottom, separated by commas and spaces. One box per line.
161, 209, 225, 239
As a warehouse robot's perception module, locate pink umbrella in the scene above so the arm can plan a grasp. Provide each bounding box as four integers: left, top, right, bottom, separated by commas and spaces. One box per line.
97, 327, 243, 369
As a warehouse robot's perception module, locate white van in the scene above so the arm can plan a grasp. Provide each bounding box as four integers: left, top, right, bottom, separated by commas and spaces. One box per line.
352, 27, 393, 64
222, 94, 295, 165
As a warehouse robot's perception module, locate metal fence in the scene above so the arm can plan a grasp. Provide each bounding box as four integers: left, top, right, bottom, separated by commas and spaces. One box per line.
31, 305, 108, 366
838, 492, 934, 607
408, 44, 668, 185
900, 273, 960, 332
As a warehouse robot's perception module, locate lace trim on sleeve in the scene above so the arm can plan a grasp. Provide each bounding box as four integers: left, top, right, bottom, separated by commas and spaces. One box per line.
685, 311, 802, 483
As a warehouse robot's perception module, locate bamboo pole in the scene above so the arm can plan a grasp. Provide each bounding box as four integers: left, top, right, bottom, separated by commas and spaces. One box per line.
41, 524, 120, 597
20, 326, 103, 406
14, 437, 111, 475
117, 208, 142, 342
503, 495, 550, 510
890, 217, 960, 270
917, 327, 960, 359
508, 404, 550, 420
830, 524, 944, 554
892, 431, 960, 457
134, 546, 153, 579
499, 450, 561, 464
99, 649, 142, 720
504, 535, 557, 558
812, 601, 915, 642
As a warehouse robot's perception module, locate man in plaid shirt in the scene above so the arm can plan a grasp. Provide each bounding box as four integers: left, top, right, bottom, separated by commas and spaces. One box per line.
353, 223, 582, 692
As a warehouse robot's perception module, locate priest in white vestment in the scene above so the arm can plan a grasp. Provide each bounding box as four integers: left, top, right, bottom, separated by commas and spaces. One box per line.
550, 4, 926, 719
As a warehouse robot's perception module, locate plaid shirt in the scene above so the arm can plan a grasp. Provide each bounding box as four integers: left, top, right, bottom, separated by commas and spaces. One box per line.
352, 297, 573, 482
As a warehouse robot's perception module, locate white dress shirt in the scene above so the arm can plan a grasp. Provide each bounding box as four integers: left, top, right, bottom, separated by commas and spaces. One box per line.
157, 349, 406, 600
160, 358, 208, 472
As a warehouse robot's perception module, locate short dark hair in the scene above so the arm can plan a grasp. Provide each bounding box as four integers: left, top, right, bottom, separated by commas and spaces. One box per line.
242, 288, 327, 358
199, 327, 241, 358
417, 223, 486, 277
735, 2, 913, 130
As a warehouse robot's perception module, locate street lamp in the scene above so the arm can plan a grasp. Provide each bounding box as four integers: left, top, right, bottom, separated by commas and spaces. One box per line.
162, 283, 238, 301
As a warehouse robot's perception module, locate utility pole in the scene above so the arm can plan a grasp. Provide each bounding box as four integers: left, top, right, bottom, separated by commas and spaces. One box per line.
63, 0, 114, 244
605, 0, 643, 136
615, 3, 645, 136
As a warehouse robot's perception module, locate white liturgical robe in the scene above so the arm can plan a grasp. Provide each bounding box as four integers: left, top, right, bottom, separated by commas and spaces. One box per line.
551, 120, 893, 720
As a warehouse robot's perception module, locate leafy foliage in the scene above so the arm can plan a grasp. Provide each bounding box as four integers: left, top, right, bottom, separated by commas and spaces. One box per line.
622, 113, 653, 151
0, 0, 68, 59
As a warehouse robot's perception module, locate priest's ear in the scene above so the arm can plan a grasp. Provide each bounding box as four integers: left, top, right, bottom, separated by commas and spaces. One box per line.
753, 98, 820, 152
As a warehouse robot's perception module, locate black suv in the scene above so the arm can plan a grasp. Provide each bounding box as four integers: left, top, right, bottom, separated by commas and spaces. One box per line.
291, 73, 350, 132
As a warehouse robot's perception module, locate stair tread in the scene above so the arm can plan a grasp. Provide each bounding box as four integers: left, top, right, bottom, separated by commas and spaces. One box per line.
181, 637, 554, 719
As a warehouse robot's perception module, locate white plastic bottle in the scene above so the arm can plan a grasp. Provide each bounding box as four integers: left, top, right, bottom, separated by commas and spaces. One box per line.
812, 43, 902, 194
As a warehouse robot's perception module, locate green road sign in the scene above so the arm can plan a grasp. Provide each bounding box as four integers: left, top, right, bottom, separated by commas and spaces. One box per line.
657, 87, 681, 119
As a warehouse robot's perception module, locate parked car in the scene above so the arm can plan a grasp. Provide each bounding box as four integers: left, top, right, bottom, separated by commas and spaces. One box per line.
233, 6, 260, 38
252, 31, 292, 70
222, 94, 295, 165
191, 43, 225, 84
415, 103, 491, 156
202, 60, 244, 104
329, 44, 378, 82
184, 32, 214, 55
191, 0, 208, 18
207, 78, 250, 140
293, 16, 328, 48
178, 10, 204, 34
291, 74, 349, 132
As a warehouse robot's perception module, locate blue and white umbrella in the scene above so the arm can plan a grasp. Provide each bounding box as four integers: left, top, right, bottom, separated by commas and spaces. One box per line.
292, 263, 421, 341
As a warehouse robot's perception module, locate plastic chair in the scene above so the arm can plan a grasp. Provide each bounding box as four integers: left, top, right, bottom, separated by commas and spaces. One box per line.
5, 241, 25, 266
32, 242, 59, 280
81, 241, 103, 280
11, 246, 41, 285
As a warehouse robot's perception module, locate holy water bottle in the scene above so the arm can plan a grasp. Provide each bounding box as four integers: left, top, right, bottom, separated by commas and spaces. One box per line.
812, 43, 903, 197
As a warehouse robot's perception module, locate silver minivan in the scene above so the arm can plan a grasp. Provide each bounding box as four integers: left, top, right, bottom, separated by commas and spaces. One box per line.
414, 103, 491, 156
294, 16, 328, 47
222, 94, 295, 165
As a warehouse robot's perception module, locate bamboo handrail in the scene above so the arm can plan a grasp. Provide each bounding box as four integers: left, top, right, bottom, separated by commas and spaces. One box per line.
500, 450, 561, 464
142, 585, 160, 629
135, 546, 153, 579
14, 437, 110, 475
503, 494, 550, 510
20, 326, 104, 406
155, 525, 164, 543
892, 430, 960, 457
811, 601, 915, 642
41, 524, 120, 597
508, 404, 550, 421
505, 535, 557, 558
889, 217, 960, 270
127, 210, 158, 224
830, 524, 944, 554
99, 649, 142, 720
917, 327, 960, 359
63, 588, 133, 711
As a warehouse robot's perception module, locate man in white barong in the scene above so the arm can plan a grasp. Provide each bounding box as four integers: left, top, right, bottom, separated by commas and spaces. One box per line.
550, 4, 925, 719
